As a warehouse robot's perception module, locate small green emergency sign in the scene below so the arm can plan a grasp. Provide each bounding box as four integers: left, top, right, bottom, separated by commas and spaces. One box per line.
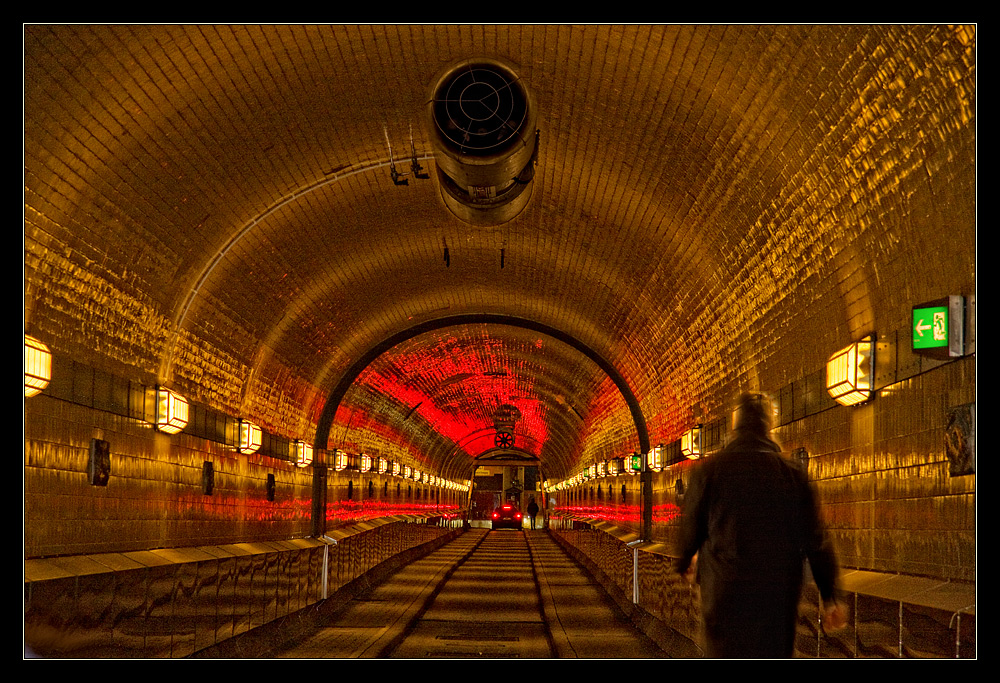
912, 296, 964, 359
912, 303, 949, 350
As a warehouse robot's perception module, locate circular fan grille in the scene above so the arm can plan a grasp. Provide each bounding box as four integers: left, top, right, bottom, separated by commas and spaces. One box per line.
432, 63, 529, 156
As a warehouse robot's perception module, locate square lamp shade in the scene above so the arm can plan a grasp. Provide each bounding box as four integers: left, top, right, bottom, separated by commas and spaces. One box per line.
333, 450, 348, 471
292, 440, 313, 468
681, 425, 703, 459
826, 336, 874, 406
646, 446, 663, 472
238, 420, 262, 454
156, 387, 190, 434
24, 335, 51, 397
360, 454, 372, 472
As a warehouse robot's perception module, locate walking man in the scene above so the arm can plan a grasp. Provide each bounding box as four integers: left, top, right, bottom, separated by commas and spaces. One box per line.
676, 393, 847, 657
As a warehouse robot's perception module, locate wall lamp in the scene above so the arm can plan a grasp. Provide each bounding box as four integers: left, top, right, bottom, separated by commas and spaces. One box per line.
826, 335, 874, 406
332, 450, 348, 471
681, 425, 703, 459
24, 334, 52, 397
238, 419, 262, 454
646, 445, 663, 472
392, 461, 401, 477
155, 386, 190, 434
292, 440, 313, 468
377, 457, 389, 474
360, 454, 372, 473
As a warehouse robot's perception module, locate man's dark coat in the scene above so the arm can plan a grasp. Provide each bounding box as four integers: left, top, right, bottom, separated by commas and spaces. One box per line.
677, 433, 839, 658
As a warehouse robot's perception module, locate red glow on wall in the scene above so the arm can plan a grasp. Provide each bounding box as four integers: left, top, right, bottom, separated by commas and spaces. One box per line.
326, 498, 461, 524
552, 500, 681, 526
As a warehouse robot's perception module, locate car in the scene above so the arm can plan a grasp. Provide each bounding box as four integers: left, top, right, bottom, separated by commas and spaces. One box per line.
491, 503, 524, 530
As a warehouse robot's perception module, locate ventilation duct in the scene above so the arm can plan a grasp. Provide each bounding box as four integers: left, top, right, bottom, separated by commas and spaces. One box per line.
427, 58, 537, 226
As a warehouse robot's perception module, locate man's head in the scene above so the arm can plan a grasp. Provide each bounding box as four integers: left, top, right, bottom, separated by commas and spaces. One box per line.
732, 393, 773, 436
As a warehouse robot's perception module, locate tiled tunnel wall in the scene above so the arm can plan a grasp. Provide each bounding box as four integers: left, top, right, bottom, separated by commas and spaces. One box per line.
24, 24, 975, 656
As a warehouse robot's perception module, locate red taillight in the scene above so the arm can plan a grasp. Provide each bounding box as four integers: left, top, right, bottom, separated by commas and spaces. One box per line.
492, 512, 499, 519
515, 513, 522, 520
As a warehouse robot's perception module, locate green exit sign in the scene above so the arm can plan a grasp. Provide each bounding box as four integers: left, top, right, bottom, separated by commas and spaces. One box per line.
912, 296, 964, 359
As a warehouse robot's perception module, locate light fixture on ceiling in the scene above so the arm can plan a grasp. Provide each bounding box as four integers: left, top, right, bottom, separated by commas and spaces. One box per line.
826, 336, 875, 406
427, 58, 538, 226
24, 334, 51, 397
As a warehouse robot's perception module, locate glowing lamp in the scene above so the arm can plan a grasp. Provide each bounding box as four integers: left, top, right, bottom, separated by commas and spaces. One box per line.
414, 469, 422, 482
647, 445, 663, 472
333, 450, 348, 471
292, 440, 313, 468
608, 459, 620, 476
596, 461, 606, 477
392, 461, 401, 476
156, 387, 189, 434
238, 419, 262, 454
378, 457, 389, 474
826, 336, 874, 406
24, 335, 51, 397
360, 454, 372, 473
681, 425, 703, 459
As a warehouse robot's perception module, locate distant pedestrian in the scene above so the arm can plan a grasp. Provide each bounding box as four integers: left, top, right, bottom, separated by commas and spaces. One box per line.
526, 497, 539, 529
676, 393, 847, 658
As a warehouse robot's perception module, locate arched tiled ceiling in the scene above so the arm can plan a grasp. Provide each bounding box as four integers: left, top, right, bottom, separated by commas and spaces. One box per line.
24, 25, 976, 482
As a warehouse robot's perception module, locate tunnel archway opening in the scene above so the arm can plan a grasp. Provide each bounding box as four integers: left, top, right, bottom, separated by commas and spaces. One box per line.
312, 314, 653, 538
314, 314, 650, 456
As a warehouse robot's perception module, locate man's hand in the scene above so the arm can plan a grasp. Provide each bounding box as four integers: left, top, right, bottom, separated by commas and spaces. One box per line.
683, 554, 698, 585
822, 600, 848, 632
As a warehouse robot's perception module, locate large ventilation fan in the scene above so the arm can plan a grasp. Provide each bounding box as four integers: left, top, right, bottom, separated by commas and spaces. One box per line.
427, 58, 538, 226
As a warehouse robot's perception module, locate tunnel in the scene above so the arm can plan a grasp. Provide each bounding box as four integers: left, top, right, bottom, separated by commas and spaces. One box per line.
24, 24, 975, 658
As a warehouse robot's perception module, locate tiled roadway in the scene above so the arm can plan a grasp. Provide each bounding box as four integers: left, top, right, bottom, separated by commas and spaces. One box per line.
272, 528, 667, 659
